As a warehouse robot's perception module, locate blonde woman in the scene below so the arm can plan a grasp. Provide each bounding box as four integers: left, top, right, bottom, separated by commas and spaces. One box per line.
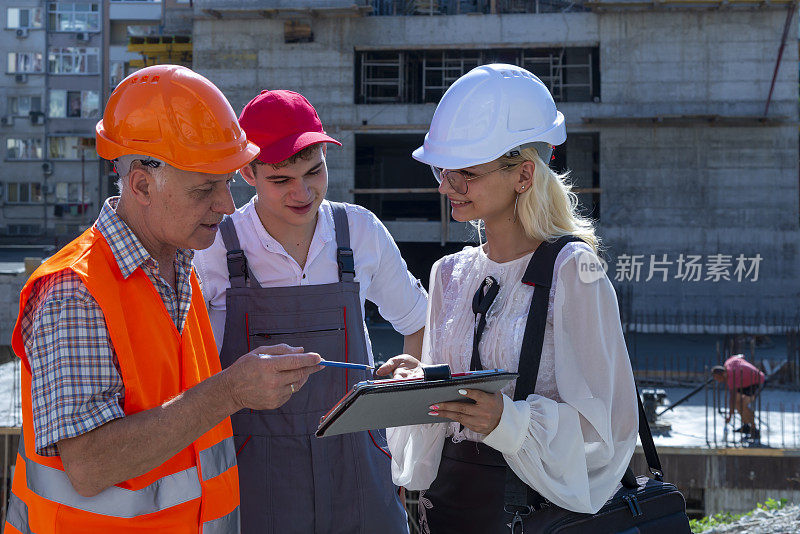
378, 64, 638, 533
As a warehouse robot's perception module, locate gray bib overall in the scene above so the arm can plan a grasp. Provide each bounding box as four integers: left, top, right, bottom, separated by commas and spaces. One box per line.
218, 202, 407, 534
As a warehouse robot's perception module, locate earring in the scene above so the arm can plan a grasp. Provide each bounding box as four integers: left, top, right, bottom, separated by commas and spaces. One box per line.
512, 193, 519, 223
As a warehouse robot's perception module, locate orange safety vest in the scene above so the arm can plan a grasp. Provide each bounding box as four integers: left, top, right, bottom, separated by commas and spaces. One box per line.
5, 226, 240, 534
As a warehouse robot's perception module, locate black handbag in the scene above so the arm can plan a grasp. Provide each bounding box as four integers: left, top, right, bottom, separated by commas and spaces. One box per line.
504, 397, 692, 533
472, 236, 692, 533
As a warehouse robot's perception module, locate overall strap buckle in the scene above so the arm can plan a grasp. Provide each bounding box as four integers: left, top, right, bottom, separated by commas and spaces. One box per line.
337, 247, 355, 281
226, 249, 249, 287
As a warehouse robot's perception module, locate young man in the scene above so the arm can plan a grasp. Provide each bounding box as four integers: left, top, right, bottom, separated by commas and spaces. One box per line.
7, 66, 321, 534
193, 90, 427, 533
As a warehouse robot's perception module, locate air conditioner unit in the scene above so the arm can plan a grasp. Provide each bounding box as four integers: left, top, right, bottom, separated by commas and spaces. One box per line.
75, 32, 90, 42
42, 161, 53, 175
1, 116, 14, 127
16, 28, 29, 39
14, 73, 28, 84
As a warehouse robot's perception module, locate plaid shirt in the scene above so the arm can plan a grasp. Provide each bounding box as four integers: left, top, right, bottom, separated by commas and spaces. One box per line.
18, 197, 194, 456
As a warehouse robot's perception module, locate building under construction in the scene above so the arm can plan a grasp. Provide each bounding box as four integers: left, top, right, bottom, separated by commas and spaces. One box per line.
191, 0, 800, 333
0, 0, 799, 524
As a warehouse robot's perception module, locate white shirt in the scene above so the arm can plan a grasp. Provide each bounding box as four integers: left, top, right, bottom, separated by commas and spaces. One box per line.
386, 241, 638, 514
193, 198, 428, 364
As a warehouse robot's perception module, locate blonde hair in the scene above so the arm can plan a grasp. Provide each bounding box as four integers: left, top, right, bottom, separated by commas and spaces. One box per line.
498, 146, 599, 253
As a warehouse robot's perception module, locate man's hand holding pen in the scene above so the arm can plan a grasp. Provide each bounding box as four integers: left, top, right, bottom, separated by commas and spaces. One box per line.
223, 343, 323, 411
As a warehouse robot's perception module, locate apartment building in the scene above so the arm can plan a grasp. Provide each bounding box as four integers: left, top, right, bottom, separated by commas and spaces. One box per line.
0, 0, 191, 244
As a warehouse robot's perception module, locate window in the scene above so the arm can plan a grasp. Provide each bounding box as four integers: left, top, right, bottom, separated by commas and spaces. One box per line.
355, 133, 437, 221
55, 182, 85, 202
48, 136, 95, 160
7, 224, 41, 236
48, 2, 100, 32
7, 52, 43, 73
5, 182, 42, 203
48, 47, 100, 74
7, 7, 44, 28
49, 90, 99, 118
356, 47, 599, 104
6, 138, 43, 159
8, 95, 43, 116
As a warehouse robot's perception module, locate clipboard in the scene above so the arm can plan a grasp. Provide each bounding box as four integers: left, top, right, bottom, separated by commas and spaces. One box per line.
316, 368, 517, 438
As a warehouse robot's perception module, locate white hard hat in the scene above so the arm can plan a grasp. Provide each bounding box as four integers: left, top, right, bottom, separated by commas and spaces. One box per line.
413, 63, 566, 170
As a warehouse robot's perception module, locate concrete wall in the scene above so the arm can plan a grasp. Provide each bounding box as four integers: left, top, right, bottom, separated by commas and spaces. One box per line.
596, 10, 799, 329
634, 447, 800, 515
193, 7, 800, 327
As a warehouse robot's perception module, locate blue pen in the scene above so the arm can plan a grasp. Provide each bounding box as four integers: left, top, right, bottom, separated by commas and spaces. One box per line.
319, 359, 375, 371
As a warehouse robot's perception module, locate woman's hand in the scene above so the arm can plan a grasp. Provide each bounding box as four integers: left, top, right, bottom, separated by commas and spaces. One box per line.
429, 389, 504, 435
375, 354, 424, 379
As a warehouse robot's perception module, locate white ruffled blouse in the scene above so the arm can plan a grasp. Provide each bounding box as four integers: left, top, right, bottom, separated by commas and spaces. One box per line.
386, 241, 639, 514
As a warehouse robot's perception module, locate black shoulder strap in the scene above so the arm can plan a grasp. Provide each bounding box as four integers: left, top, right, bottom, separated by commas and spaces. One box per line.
505, 236, 581, 514
219, 215, 257, 288
513, 235, 582, 402
329, 202, 355, 283
504, 237, 663, 520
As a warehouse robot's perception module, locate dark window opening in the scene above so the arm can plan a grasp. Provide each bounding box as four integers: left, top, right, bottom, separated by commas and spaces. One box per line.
552, 132, 600, 221
355, 133, 440, 221
356, 47, 600, 104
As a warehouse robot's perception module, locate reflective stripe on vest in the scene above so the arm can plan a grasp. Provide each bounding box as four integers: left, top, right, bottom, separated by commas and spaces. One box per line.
7, 492, 34, 534
202, 504, 240, 534
199, 436, 235, 481
19, 434, 201, 518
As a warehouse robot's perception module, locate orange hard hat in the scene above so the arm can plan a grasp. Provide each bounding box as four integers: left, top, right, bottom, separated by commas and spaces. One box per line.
96, 64, 259, 174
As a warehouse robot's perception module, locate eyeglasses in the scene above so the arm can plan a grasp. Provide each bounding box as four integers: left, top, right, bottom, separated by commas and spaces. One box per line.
433, 163, 520, 195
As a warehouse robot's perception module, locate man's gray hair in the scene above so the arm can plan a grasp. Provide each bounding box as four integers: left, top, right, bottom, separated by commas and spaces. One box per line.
114, 155, 166, 192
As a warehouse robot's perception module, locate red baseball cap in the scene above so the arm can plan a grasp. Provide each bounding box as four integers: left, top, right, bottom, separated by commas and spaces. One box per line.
238, 90, 341, 164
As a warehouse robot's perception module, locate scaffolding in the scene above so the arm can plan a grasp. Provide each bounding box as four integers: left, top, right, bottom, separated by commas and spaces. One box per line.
127, 35, 192, 68
360, 52, 405, 103
522, 48, 594, 102
421, 51, 481, 103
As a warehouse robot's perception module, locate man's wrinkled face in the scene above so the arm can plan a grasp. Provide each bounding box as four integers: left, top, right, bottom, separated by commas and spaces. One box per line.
147, 165, 237, 251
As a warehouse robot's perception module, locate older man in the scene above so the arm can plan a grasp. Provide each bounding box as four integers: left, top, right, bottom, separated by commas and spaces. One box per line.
5, 65, 321, 534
